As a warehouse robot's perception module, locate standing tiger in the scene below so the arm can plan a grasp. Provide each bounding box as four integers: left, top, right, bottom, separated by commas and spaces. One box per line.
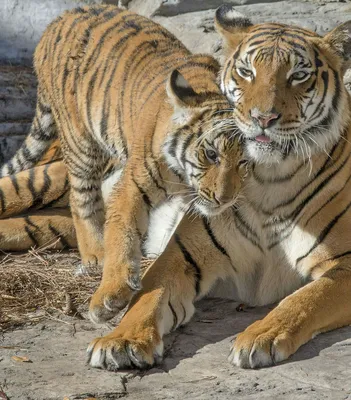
83, 8, 351, 370
0, 6, 249, 324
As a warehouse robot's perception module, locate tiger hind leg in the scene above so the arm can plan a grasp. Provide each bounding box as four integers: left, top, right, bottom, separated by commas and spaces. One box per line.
0, 161, 68, 219
0, 208, 76, 251
87, 214, 233, 370
0, 88, 57, 177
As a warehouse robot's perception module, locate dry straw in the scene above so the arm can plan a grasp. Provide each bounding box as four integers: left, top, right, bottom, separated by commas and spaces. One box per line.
0, 240, 152, 332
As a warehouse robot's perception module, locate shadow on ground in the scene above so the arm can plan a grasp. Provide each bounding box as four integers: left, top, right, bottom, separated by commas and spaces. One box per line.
1, 297, 351, 400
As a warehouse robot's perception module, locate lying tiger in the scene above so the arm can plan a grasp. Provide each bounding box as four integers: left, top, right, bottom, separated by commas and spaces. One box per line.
2, 4, 351, 372
83, 7, 350, 370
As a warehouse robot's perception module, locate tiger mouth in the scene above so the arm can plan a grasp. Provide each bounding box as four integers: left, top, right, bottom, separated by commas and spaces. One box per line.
246, 135, 293, 156
247, 135, 277, 149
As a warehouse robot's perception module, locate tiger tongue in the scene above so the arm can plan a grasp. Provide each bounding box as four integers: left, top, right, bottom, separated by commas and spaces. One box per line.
255, 135, 271, 143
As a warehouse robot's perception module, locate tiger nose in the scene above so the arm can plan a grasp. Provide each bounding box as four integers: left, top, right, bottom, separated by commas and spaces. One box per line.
250, 109, 281, 129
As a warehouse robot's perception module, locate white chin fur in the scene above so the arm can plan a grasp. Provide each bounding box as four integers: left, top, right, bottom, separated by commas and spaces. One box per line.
246, 141, 286, 164
194, 201, 234, 217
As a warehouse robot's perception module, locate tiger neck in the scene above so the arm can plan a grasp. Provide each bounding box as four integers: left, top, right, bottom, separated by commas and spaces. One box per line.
246, 124, 351, 215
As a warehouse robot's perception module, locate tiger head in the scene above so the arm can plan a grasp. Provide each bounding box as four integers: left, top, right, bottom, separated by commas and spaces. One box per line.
163, 69, 250, 216
215, 5, 351, 164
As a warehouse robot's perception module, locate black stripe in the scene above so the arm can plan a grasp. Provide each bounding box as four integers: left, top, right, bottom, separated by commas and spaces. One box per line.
265, 142, 344, 213
36, 165, 52, 201
70, 182, 100, 193
318, 251, 351, 265
144, 154, 167, 196
252, 161, 305, 184
131, 176, 152, 209
202, 217, 231, 258
296, 199, 351, 266
268, 145, 351, 248
10, 174, 20, 195
314, 48, 323, 68
82, 12, 142, 75
86, 69, 99, 134
179, 303, 187, 326
21, 142, 38, 164
27, 168, 37, 200
305, 169, 351, 226
280, 37, 308, 52
24, 226, 39, 247
0, 188, 5, 213
44, 190, 69, 208
180, 134, 195, 167
267, 140, 349, 231
331, 68, 341, 112
168, 301, 178, 331
309, 71, 329, 121
24, 216, 41, 231
37, 101, 51, 115
48, 223, 70, 249
175, 234, 202, 296
233, 208, 263, 252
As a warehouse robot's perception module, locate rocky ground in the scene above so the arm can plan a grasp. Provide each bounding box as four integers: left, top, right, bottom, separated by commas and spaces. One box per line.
2, 298, 351, 400
1, 0, 351, 399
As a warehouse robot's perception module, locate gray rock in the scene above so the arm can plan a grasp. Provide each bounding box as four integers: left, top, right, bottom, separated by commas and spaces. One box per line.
153, 1, 351, 57
0, 66, 37, 162
135, 0, 285, 17
0, 0, 121, 65
2, 298, 351, 400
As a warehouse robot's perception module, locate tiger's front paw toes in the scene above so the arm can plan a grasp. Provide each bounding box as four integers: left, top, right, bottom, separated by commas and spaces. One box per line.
75, 262, 101, 277
81, 250, 104, 268
228, 322, 295, 369
89, 283, 138, 324
87, 334, 163, 370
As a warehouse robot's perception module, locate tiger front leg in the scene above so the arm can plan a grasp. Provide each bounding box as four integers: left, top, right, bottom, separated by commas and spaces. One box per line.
230, 259, 351, 368
87, 214, 230, 369
89, 166, 161, 323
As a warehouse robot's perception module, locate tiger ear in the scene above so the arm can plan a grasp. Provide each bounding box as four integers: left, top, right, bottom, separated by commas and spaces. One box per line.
324, 21, 351, 64
214, 4, 252, 56
167, 70, 200, 124
167, 69, 198, 107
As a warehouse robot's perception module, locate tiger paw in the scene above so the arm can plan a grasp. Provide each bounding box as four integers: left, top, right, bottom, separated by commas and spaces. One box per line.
89, 280, 140, 323
82, 253, 103, 267
228, 318, 297, 369
87, 331, 163, 370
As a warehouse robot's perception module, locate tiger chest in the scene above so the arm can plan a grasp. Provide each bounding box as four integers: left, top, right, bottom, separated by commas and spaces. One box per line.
211, 206, 308, 306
